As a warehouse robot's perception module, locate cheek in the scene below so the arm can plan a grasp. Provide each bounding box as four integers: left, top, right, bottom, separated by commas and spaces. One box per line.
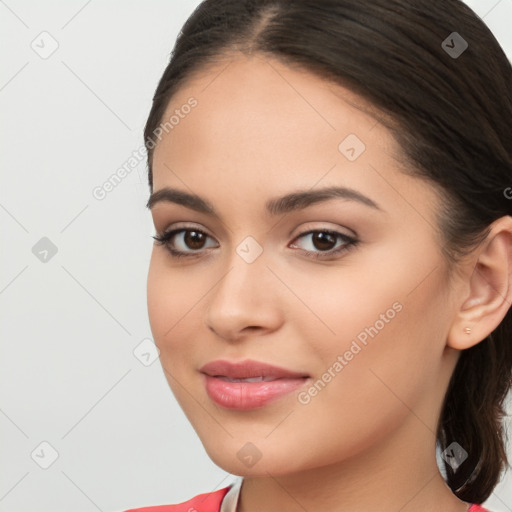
147, 252, 194, 356
147, 253, 203, 413
288, 249, 450, 421
318, 264, 451, 426
147, 250, 216, 380
147, 253, 171, 344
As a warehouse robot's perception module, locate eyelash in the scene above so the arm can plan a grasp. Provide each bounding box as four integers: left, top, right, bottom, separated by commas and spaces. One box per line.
152, 226, 358, 261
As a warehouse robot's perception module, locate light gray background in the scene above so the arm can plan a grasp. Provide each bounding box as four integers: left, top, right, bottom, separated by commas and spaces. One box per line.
1, 1, 511, 511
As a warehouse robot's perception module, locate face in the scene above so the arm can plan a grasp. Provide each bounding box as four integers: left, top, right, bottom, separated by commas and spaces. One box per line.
146, 53, 461, 477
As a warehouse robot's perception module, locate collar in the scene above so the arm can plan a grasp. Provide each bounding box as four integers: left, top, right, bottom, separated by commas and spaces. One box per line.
219, 477, 243, 512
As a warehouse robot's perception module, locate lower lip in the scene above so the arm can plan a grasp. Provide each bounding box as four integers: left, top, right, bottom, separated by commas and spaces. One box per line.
203, 374, 309, 410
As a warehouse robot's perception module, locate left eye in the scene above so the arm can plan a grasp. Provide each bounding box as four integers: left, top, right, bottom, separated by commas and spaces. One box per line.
152, 228, 357, 260
290, 230, 356, 256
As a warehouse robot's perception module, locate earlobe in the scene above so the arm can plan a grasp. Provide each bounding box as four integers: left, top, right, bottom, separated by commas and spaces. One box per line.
447, 216, 512, 351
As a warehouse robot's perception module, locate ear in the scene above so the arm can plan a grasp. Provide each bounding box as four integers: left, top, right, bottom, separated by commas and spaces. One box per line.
447, 215, 512, 350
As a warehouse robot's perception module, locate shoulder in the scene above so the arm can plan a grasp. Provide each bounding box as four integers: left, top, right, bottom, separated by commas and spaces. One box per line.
468, 505, 493, 512
123, 486, 231, 512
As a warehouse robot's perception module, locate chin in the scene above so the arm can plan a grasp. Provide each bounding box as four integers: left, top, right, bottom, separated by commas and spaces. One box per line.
201, 437, 309, 477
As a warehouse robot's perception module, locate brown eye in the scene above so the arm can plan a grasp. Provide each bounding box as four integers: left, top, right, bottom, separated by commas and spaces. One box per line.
290, 229, 358, 260
310, 232, 337, 251
183, 230, 207, 250
152, 227, 217, 258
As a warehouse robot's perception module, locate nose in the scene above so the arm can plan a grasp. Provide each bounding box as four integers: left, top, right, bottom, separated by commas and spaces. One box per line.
204, 250, 284, 342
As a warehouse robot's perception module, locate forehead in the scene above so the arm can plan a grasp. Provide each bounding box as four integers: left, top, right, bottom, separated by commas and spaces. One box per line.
172, 52, 380, 123
154, 55, 391, 167
150, 53, 440, 224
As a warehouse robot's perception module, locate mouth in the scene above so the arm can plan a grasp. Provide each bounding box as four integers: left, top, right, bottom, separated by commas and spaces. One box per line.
199, 358, 310, 380
199, 359, 311, 410
213, 376, 289, 382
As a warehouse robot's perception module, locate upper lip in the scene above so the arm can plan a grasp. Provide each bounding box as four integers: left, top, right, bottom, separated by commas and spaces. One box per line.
199, 359, 310, 379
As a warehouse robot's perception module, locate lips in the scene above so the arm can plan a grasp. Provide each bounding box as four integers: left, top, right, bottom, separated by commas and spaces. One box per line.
199, 359, 310, 380
199, 359, 311, 410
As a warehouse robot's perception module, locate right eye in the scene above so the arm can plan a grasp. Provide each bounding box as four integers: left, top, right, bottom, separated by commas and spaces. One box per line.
152, 227, 218, 259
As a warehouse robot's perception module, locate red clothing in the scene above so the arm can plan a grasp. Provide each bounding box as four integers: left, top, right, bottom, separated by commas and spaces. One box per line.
124, 486, 229, 512
124, 485, 492, 512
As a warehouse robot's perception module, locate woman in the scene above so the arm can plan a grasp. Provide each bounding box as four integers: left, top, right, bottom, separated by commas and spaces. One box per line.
126, 0, 512, 510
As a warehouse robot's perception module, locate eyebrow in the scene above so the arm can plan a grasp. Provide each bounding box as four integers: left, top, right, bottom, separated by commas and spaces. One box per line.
146, 185, 383, 216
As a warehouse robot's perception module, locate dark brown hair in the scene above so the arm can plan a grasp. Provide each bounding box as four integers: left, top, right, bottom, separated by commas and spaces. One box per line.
143, 0, 512, 504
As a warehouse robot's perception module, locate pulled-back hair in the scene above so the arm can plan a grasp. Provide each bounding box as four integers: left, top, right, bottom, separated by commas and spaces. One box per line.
143, 0, 512, 503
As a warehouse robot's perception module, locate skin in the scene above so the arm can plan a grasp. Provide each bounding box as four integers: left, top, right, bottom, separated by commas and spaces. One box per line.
146, 52, 512, 512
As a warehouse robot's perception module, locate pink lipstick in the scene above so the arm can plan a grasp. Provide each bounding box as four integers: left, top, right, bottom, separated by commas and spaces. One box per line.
199, 359, 310, 410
